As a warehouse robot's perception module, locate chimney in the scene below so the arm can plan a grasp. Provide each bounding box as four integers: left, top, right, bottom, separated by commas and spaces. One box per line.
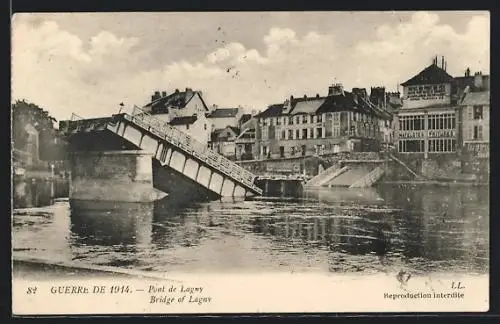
185, 87, 192, 93
441, 56, 445, 69
152, 91, 161, 102
474, 72, 483, 90
161, 91, 167, 97
465, 67, 471, 77
175, 89, 180, 93
283, 98, 292, 113
303, 94, 307, 99
444, 61, 447, 72
328, 83, 344, 96
316, 93, 320, 98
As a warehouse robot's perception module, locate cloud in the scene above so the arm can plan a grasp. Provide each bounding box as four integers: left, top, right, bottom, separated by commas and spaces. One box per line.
11, 12, 490, 123
354, 11, 489, 87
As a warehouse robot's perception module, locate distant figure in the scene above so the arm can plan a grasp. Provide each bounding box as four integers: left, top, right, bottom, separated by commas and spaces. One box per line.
373, 222, 391, 266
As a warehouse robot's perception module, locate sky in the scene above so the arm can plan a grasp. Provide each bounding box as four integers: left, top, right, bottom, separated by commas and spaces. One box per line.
11, 11, 490, 123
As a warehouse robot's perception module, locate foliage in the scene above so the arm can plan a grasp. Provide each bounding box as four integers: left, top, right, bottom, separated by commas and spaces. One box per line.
12, 100, 67, 161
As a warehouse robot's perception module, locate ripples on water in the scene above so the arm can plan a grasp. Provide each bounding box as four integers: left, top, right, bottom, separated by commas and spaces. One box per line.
12, 184, 489, 275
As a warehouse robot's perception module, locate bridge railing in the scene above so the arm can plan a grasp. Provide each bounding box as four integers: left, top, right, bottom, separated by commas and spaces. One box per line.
71, 113, 84, 121
124, 106, 259, 191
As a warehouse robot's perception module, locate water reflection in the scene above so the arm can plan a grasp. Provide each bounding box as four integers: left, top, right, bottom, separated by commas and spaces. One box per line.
16, 184, 489, 274
13, 178, 69, 208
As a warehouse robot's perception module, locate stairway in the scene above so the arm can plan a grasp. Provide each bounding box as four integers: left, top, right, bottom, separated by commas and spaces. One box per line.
324, 164, 373, 187
349, 165, 385, 188
306, 163, 347, 187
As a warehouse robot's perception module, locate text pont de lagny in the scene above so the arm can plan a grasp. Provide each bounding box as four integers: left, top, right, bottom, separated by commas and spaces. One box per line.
149, 284, 212, 305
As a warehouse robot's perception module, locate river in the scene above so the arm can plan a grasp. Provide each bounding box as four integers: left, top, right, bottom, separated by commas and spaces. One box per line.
12, 184, 489, 276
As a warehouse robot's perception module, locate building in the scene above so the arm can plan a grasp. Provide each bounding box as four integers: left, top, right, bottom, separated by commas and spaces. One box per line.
209, 126, 240, 159
395, 57, 459, 157
459, 72, 490, 163
142, 88, 212, 146
143, 88, 210, 123
395, 57, 489, 160
207, 106, 244, 130
169, 114, 212, 146
254, 83, 392, 160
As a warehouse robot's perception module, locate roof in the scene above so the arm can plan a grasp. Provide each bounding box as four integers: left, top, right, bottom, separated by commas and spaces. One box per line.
211, 126, 240, 142
461, 91, 490, 106
169, 115, 198, 126
254, 104, 284, 118
256, 91, 392, 120
454, 74, 490, 92
144, 90, 208, 113
239, 113, 252, 124
208, 108, 240, 118
290, 98, 326, 115
235, 128, 256, 141
401, 64, 454, 86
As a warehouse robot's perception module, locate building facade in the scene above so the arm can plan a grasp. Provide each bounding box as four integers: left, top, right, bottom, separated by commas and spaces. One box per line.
209, 126, 240, 159
142, 88, 212, 146
395, 57, 490, 161
395, 59, 459, 157
169, 114, 212, 146
460, 73, 490, 159
143, 88, 210, 123
254, 84, 392, 160
207, 106, 244, 130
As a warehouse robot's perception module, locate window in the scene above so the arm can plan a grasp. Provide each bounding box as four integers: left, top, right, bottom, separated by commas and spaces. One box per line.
295, 116, 300, 124
317, 114, 323, 123
473, 105, 483, 120
288, 129, 293, 140
279, 146, 285, 158
427, 113, 455, 130
398, 140, 425, 153
289, 116, 294, 125
302, 129, 308, 139
204, 124, 207, 130
473, 125, 483, 140
277, 117, 282, 125
428, 139, 456, 153
302, 115, 308, 124
296, 129, 300, 139
263, 118, 268, 126
316, 127, 323, 138
281, 130, 286, 140
333, 127, 340, 137
186, 124, 190, 130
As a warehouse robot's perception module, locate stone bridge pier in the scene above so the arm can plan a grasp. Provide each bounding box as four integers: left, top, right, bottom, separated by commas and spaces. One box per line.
69, 150, 167, 202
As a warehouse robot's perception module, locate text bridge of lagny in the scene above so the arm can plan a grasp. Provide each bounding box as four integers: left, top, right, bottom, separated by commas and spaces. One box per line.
66, 106, 263, 198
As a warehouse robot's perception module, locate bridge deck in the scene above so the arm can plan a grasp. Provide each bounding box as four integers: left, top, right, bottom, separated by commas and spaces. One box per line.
62, 107, 263, 197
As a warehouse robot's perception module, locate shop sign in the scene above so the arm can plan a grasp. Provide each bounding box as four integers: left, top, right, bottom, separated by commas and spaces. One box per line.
428, 130, 456, 138
399, 131, 424, 139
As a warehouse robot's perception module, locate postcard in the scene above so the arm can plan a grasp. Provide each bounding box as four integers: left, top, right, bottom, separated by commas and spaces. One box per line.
11, 11, 490, 315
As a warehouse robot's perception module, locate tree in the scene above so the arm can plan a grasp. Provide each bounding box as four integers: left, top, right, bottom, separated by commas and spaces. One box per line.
12, 100, 67, 161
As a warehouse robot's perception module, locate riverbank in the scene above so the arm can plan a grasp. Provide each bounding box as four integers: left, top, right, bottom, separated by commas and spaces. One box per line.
12, 256, 178, 281
379, 180, 489, 187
